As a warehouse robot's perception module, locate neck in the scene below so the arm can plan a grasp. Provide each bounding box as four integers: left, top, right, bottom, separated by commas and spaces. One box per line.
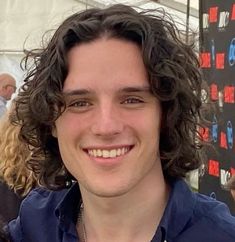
77, 166, 170, 242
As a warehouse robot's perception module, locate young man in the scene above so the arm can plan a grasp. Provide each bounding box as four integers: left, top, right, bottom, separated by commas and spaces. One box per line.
8, 4, 235, 242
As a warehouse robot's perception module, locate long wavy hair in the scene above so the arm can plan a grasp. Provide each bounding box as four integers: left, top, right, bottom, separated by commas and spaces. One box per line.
12, 4, 207, 189
0, 104, 37, 196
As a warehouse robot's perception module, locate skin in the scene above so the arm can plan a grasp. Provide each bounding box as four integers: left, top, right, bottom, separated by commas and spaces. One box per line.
231, 190, 235, 201
0, 73, 16, 100
54, 38, 169, 242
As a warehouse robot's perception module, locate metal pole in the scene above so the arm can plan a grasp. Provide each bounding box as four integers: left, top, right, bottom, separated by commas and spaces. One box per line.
186, 0, 190, 44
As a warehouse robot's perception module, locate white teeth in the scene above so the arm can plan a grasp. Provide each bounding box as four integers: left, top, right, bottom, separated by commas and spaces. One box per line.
117, 148, 121, 156
93, 150, 97, 157
97, 149, 102, 156
110, 149, 117, 158
102, 150, 109, 158
87, 147, 130, 158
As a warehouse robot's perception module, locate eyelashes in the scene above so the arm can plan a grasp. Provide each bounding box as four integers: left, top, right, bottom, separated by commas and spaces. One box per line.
65, 94, 148, 113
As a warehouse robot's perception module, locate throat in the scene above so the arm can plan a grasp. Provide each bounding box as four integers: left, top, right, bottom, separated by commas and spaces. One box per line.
76, 189, 169, 242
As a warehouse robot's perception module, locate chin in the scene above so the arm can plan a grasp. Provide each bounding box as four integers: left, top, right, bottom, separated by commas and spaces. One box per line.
87, 183, 132, 198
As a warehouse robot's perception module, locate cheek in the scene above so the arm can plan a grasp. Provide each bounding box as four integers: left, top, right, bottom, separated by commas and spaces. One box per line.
128, 116, 160, 148
55, 113, 89, 138
142, 112, 161, 132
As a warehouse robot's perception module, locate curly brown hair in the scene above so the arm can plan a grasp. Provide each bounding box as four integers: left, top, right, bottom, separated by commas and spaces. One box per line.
0, 104, 37, 196
12, 4, 207, 190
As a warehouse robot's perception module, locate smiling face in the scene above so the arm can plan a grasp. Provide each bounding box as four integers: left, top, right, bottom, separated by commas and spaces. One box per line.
54, 38, 163, 198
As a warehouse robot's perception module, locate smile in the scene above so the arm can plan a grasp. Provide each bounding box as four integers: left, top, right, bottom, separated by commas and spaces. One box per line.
86, 146, 132, 158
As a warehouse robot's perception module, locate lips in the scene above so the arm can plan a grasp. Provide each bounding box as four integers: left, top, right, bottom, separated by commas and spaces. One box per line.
84, 146, 133, 159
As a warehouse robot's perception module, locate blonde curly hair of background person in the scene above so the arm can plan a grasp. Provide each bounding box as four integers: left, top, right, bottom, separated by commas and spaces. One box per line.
0, 108, 37, 197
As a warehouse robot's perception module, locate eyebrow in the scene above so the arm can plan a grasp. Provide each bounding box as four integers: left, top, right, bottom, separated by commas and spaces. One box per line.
118, 86, 150, 93
63, 89, 91, 96
62, 86, 151, 97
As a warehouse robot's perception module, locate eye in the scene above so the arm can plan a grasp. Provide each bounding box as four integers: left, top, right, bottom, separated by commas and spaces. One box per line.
66, 100, 93, 113
122, 97, 144, 104
69, 100, 91, 107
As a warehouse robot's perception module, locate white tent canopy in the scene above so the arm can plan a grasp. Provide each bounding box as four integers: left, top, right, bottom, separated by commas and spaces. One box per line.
0, 0, 199, 87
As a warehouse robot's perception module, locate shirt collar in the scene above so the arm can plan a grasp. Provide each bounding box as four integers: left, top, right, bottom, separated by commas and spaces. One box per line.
158, 178, 196, 241
0, 96, 7, 104
55, 182, 81, 231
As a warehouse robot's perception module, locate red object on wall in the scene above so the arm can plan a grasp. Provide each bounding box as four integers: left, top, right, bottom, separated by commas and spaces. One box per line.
200, 52, 211, 68
231, 167, 235, 175
231, 4, 235, 20
216, 53, 225, 69
220, 132, 228, 149
209, 6, 218, 22
210, 84, 218, 100
224, 86, 235, 103
208, 159, 220, 177
199, 127, 209, 141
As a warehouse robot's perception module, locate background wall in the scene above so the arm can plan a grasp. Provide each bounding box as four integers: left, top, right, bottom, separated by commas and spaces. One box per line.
199, 0, 235, 214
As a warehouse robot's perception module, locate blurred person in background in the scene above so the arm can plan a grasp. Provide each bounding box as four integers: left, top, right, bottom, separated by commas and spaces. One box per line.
0, 102, 37, 224
0, 219, 9, 242
226, 175, 235, 201
0, 71, 17, 238
0, 230, 9, 242
0, 74, 16, 117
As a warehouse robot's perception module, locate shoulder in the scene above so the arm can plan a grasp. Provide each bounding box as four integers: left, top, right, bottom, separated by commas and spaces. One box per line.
194, 193, 235, 224
165, 179, 235, 241
21, 187, 67, 210
20, 187, 69, 222
183, 193, 235, 241
7, 187, 68, 242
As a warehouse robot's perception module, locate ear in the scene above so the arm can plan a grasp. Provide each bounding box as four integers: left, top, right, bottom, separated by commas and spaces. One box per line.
51, 124, 57, 138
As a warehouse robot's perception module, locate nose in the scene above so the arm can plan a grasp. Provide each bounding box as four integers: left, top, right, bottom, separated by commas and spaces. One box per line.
91, 103, 124, 137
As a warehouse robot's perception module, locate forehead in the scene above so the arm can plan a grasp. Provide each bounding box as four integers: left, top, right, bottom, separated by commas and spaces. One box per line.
0, 74, 15, 85
63, 38, 148, 92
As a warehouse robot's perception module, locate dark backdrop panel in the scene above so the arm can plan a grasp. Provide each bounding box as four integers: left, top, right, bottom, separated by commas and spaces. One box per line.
199, 0, 235, 215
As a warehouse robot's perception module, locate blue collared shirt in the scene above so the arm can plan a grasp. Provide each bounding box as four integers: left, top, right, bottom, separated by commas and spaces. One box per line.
8, 179, 235, 242
0, 96, 7, 118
